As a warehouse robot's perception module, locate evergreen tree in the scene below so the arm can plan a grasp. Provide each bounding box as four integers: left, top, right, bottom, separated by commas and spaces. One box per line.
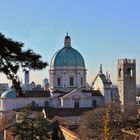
12, 106, 34, 140
12, 106, 52, 140
35, 114, 52, 140
0, 33, 48, 91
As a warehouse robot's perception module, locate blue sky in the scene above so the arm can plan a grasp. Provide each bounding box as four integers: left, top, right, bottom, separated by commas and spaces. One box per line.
0, 0, 140, 85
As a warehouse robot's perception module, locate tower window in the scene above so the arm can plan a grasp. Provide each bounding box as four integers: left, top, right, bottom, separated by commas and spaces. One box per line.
119, 68, 122, 77
57, 77, 61, 86
126, 68, 133, 77
70, 77, 74, 86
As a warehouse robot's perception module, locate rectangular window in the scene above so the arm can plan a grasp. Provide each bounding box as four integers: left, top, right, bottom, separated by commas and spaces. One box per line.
57, 77, 61, 86
81, 77, 83, 86
92, 100, 97, 107
74, 101, 79, 108
70, 77, 74, 86
44, 101, 49, 107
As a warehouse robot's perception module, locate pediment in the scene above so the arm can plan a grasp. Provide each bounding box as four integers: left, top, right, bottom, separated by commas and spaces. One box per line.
61, 89, 89, 99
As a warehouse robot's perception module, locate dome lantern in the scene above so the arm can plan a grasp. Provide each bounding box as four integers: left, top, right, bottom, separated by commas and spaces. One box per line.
64, 33, 71, 47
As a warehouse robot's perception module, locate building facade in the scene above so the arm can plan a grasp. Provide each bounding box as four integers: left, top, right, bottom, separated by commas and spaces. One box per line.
49, 34, 86, 93
0, 35, 136, 112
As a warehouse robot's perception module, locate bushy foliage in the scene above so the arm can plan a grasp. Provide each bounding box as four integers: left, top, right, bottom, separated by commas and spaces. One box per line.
0, 33, 48, 91
78, 101, 137, 140
12, 106, 52, 140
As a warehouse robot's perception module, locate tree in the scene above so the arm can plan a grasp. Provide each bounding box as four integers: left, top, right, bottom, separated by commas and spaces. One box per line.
0, 33, 48, 91
12, 106, 34, 140
78, 107, 107, 140
103, 111, 110, 140
35, 114, 52, 140
12, 106, 52, 140
78, 100, 136, 140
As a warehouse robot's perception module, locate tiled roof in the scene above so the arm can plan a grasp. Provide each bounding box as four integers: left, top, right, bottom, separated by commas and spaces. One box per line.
51, 116, 75, 126
51, 116, 79, 132
52, 89, 69, 93
44, 108, 94, 118
81, 89, 103, 96
17, 90, 51, 98
25, 107, 93, 119
92, 74, 112, 85
99, 74, 112, 84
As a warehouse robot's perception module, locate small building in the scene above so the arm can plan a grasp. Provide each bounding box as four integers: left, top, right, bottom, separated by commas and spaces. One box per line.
92, 65, 118, 105
0, 90, 51, 111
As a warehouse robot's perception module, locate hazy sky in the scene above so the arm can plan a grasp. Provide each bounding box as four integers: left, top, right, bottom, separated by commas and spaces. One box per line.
0, 0, 140, 85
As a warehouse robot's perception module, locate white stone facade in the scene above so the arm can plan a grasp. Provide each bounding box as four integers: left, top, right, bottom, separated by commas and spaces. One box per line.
0, 97, 50, 111
60, 89, 103, 108
0, 35, 124, 112
49, 67, 86, 92
92, 71, 113, 105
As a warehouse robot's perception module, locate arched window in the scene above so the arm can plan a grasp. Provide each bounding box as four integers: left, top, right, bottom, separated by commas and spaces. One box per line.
126, 68, 133, 77
119, 68, 122, 77
57, 77, 61, 86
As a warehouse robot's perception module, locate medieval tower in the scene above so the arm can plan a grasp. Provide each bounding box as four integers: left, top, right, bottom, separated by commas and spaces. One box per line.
117, 59, 136, 111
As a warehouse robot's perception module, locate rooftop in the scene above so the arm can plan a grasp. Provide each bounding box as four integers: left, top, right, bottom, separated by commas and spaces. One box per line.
31, 107, 94, 119
19, 90, 51, 98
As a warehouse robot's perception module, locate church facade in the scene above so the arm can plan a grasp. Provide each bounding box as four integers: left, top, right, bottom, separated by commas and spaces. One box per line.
0, 34, 119, 111
49, 33, 86, 92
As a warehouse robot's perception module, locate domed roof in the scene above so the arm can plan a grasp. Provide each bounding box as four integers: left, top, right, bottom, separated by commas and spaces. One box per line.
50, 34, 85, 68
1, 89, 16, 98
50, 47, 85, 68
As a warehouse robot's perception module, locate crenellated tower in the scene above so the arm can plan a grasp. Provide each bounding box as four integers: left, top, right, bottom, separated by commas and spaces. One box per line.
117, 58, 136, 112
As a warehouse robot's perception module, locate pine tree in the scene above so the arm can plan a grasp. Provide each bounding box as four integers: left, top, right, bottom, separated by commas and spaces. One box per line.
12, 106, 53, 140
35, 114, 52, 140
0, 33, 48, 91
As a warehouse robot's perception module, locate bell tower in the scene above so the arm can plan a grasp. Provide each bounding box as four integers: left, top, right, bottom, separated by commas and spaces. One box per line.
117, 59, 136, 112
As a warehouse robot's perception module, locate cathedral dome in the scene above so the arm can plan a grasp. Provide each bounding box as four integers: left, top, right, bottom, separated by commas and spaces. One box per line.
1, 89, 16, 98
50, 34, 85, 68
